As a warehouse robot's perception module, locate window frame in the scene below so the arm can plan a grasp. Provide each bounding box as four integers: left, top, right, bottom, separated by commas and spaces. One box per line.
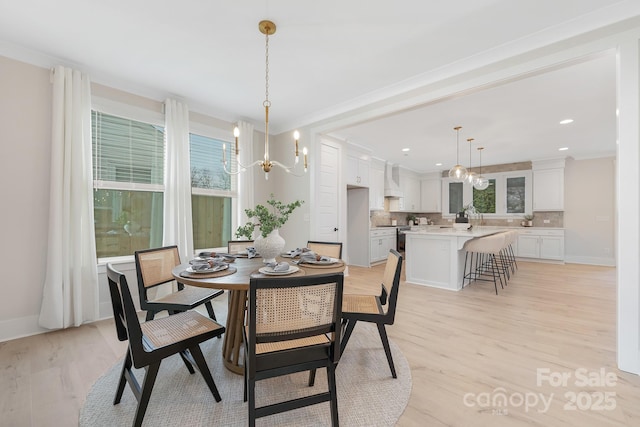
442, 170, 532, 218
189, 121, 239, 252
91, 98, 239, 260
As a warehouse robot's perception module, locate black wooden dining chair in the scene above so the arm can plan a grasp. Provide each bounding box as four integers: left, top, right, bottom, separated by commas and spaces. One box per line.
135, 245, 224, 321
106, 263, 225, 427
307, 241, 343, 259
341, 249, 403, 378
244, 273, 344, 427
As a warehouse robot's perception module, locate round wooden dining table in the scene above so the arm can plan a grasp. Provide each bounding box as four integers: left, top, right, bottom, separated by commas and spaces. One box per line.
172, 256, 345, 375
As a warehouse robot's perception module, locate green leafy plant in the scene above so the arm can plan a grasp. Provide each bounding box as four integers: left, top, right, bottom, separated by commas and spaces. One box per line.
235, 194, 304, 239
524, 214, 534, 221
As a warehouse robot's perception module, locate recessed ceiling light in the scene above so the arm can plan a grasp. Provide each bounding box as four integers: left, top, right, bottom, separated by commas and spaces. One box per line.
559, 119, 574, 125
435, 162, 442, 166
558, 147, 569, 151
402, 148, 410, 152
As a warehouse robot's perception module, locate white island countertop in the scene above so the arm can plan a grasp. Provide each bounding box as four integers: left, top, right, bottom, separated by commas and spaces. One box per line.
405, 226, 511, 238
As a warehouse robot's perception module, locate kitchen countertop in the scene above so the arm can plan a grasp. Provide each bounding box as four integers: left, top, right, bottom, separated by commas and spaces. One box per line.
405, 226, 512, 238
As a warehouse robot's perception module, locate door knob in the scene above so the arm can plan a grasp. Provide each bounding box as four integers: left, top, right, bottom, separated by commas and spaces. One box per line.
333, 227, 338, 232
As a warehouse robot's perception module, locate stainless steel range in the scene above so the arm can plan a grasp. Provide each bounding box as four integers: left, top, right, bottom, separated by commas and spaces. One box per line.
396, 225, 411, 253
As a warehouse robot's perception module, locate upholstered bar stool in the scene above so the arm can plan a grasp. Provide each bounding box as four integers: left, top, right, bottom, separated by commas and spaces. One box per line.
462, 233, 507, 294
493, 231, 515, 282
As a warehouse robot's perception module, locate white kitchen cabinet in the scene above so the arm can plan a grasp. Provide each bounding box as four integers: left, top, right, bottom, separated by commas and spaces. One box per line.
403, 172, 420, 211
346, 154, 370, 187
532, 159, 565, 211
516, 229, 564, 261
370, 229, 396, 264
420, 174, 441, 212
369, 160, 385, 210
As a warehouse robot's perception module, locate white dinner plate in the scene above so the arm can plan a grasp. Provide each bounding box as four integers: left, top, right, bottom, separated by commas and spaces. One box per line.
258, 265, 300, 276
186, 264, 229, 274
303, 258, 337, 265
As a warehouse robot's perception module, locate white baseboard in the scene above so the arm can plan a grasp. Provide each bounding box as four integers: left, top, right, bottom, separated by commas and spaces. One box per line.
0, 314, 50, 342
563, 255, 616, 267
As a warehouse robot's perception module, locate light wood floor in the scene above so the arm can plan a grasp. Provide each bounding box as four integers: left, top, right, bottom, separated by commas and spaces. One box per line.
1, 260, 639, 426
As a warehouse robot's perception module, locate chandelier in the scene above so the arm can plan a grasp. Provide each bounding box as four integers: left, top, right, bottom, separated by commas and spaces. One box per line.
448, 126, 468, 182
223, 20, 308, 180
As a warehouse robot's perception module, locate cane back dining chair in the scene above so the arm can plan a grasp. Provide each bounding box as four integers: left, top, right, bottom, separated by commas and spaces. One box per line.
306, 241, 343, 259
106, 263, 225, 427
134, 245, 224, 321
341, 249, 403, 378
228, 240, 255, 255
244, 273, 344, 427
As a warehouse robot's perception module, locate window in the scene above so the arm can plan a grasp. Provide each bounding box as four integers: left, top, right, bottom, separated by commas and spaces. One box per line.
189, 133, 235, 250
92, 111, 165, 258
448, 182, 464, 214
442, 170, 531, 217
473, 179, 496, 213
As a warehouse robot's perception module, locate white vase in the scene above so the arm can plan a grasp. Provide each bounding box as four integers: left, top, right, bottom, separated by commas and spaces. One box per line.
253, 229, 285, 264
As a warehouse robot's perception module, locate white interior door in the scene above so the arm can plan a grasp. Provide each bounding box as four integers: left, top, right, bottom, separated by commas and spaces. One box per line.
315, 139, 340, 242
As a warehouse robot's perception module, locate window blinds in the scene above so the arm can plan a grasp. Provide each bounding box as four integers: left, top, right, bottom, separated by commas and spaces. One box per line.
92, 111, 165, 186
189, 133, 231, 191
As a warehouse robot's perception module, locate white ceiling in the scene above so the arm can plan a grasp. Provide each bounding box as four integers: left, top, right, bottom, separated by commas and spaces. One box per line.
1, 0, 639, 172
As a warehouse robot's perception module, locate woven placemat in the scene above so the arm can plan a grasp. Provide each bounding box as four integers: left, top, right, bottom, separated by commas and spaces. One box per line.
179, 266, 237, 279
298, 260, 345, 269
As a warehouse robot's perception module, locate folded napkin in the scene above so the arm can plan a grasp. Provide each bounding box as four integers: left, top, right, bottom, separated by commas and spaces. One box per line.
246, 247, 257, 259
190, 262, 212, 271
299, 252, 333, 264
285, 248, 303, 257
265, 261, 290, 272
299, 251, 317, 261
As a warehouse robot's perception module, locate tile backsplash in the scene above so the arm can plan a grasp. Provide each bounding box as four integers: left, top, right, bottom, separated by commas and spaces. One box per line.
371, 210, 563, 228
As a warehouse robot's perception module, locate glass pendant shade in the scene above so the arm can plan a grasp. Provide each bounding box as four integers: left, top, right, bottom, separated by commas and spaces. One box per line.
449, 164, 468, 181
473, 146, 489, 190
448, 126, 468, 182
474, 175, 489, 190
465, 137, 476, 185
466, 171, 478, 185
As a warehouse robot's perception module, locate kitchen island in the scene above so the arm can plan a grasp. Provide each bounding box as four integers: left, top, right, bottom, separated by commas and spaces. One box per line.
405, 226, 508, 291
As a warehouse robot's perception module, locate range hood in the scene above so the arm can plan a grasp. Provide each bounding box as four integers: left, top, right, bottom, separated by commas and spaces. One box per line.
384, 162, 404, 198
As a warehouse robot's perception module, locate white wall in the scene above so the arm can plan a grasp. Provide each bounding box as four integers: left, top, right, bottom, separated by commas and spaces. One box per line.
0, 56, 52, 339
0, 55, 273, 342
564, 157, 616, 266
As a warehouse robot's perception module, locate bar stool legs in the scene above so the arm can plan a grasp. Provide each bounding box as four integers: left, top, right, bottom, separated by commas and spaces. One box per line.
462, 233, 513, 294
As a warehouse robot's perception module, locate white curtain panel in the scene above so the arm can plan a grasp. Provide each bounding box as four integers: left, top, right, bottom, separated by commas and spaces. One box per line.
237, 120, 255, 228
39, 66, 99, 329
163, 99, 194, 259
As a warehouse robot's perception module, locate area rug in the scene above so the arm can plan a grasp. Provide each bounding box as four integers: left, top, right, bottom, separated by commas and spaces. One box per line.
79, 323, 411, 426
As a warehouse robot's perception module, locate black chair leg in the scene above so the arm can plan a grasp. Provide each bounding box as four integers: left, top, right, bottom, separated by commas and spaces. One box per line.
205, 300, 218, 321
204, 302, 221, 338
145, 310, 155, 321
134, 361, 161, 427
308, 368, 317, 386
179, 352, 196, 374
327, 362, 339, 427
340, 319, 357, 355
248, 375, 256, 427
114, 352, 133, 405
376, 323, 397, 378
188, 346, 221, 402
